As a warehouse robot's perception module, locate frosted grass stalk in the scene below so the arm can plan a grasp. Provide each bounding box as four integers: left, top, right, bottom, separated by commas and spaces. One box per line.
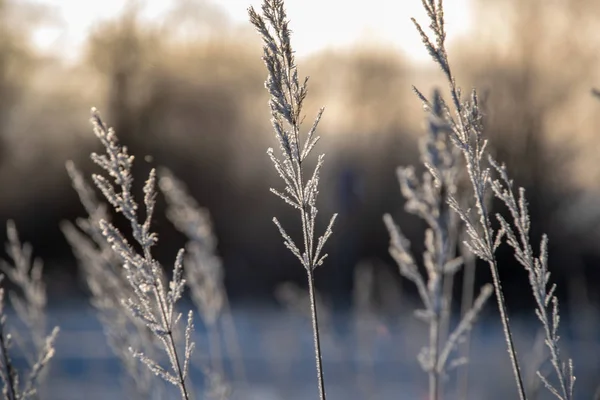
87, 109, 195, 400
384, 89, 492, 399
410, 1, 575, 398
249, 1, 337, 398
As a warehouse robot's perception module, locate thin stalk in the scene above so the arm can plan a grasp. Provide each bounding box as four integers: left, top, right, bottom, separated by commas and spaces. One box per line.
431, 192, 453, 400
485, 260, 526, 400
439, 272, 454, 352
445, 61, 527, 400
307, 268, 326, 400
429, 312, 440, 400
458, 253, 476, 400
440, 205, 460, 353
0, 328, 16, 400
149, 269, 189, 400
430, 228, 444, 400
166, 332, 190, 400
459, 121, 527, 400
297, 130, 326, 399
462, 120, 526, 400
160, 309, 190, 400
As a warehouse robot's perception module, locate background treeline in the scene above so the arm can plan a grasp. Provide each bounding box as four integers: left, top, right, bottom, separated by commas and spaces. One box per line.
1, 0, 599, 320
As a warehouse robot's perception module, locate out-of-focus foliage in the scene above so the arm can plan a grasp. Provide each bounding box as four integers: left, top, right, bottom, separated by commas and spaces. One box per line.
0, 0, 597, 313
455, 0, 600, 250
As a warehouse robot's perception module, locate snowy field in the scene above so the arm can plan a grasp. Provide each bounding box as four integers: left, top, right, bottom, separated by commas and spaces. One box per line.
21, 304, 599, 400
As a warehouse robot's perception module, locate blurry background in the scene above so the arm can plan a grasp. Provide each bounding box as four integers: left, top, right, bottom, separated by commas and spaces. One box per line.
0, 0, 599, 398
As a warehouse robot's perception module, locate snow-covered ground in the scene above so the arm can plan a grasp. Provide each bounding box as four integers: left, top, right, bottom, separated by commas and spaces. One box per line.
31, 304, 600, 399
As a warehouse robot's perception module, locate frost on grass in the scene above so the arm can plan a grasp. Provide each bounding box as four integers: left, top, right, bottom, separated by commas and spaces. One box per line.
384, 90, 492, 399
249, 0, 336, 274
410, 1, 575, 399
62, 161, 162, 399
249, 1, 336, 399
64, 111, 240, 399
83, 108, 195, 400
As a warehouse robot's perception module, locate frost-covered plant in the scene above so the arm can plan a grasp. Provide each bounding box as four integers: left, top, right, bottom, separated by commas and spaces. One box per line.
488, 159, 574, 400
384, 89, 492, 400
62, 161, 162, 399
0, 223, 59, 400
248, 1, 337, 398
410, 1, 575, 399
85, 108, 195, 400
65, 122, 237, 399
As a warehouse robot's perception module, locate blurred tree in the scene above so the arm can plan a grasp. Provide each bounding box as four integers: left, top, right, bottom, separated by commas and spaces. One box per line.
453, 0, 600, 309
159, 0, 230, 41
0, 0, 54, 166
85, 1, 164, 147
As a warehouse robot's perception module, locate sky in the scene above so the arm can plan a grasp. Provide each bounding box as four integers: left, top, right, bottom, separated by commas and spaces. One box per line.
31, 0, 473, 63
